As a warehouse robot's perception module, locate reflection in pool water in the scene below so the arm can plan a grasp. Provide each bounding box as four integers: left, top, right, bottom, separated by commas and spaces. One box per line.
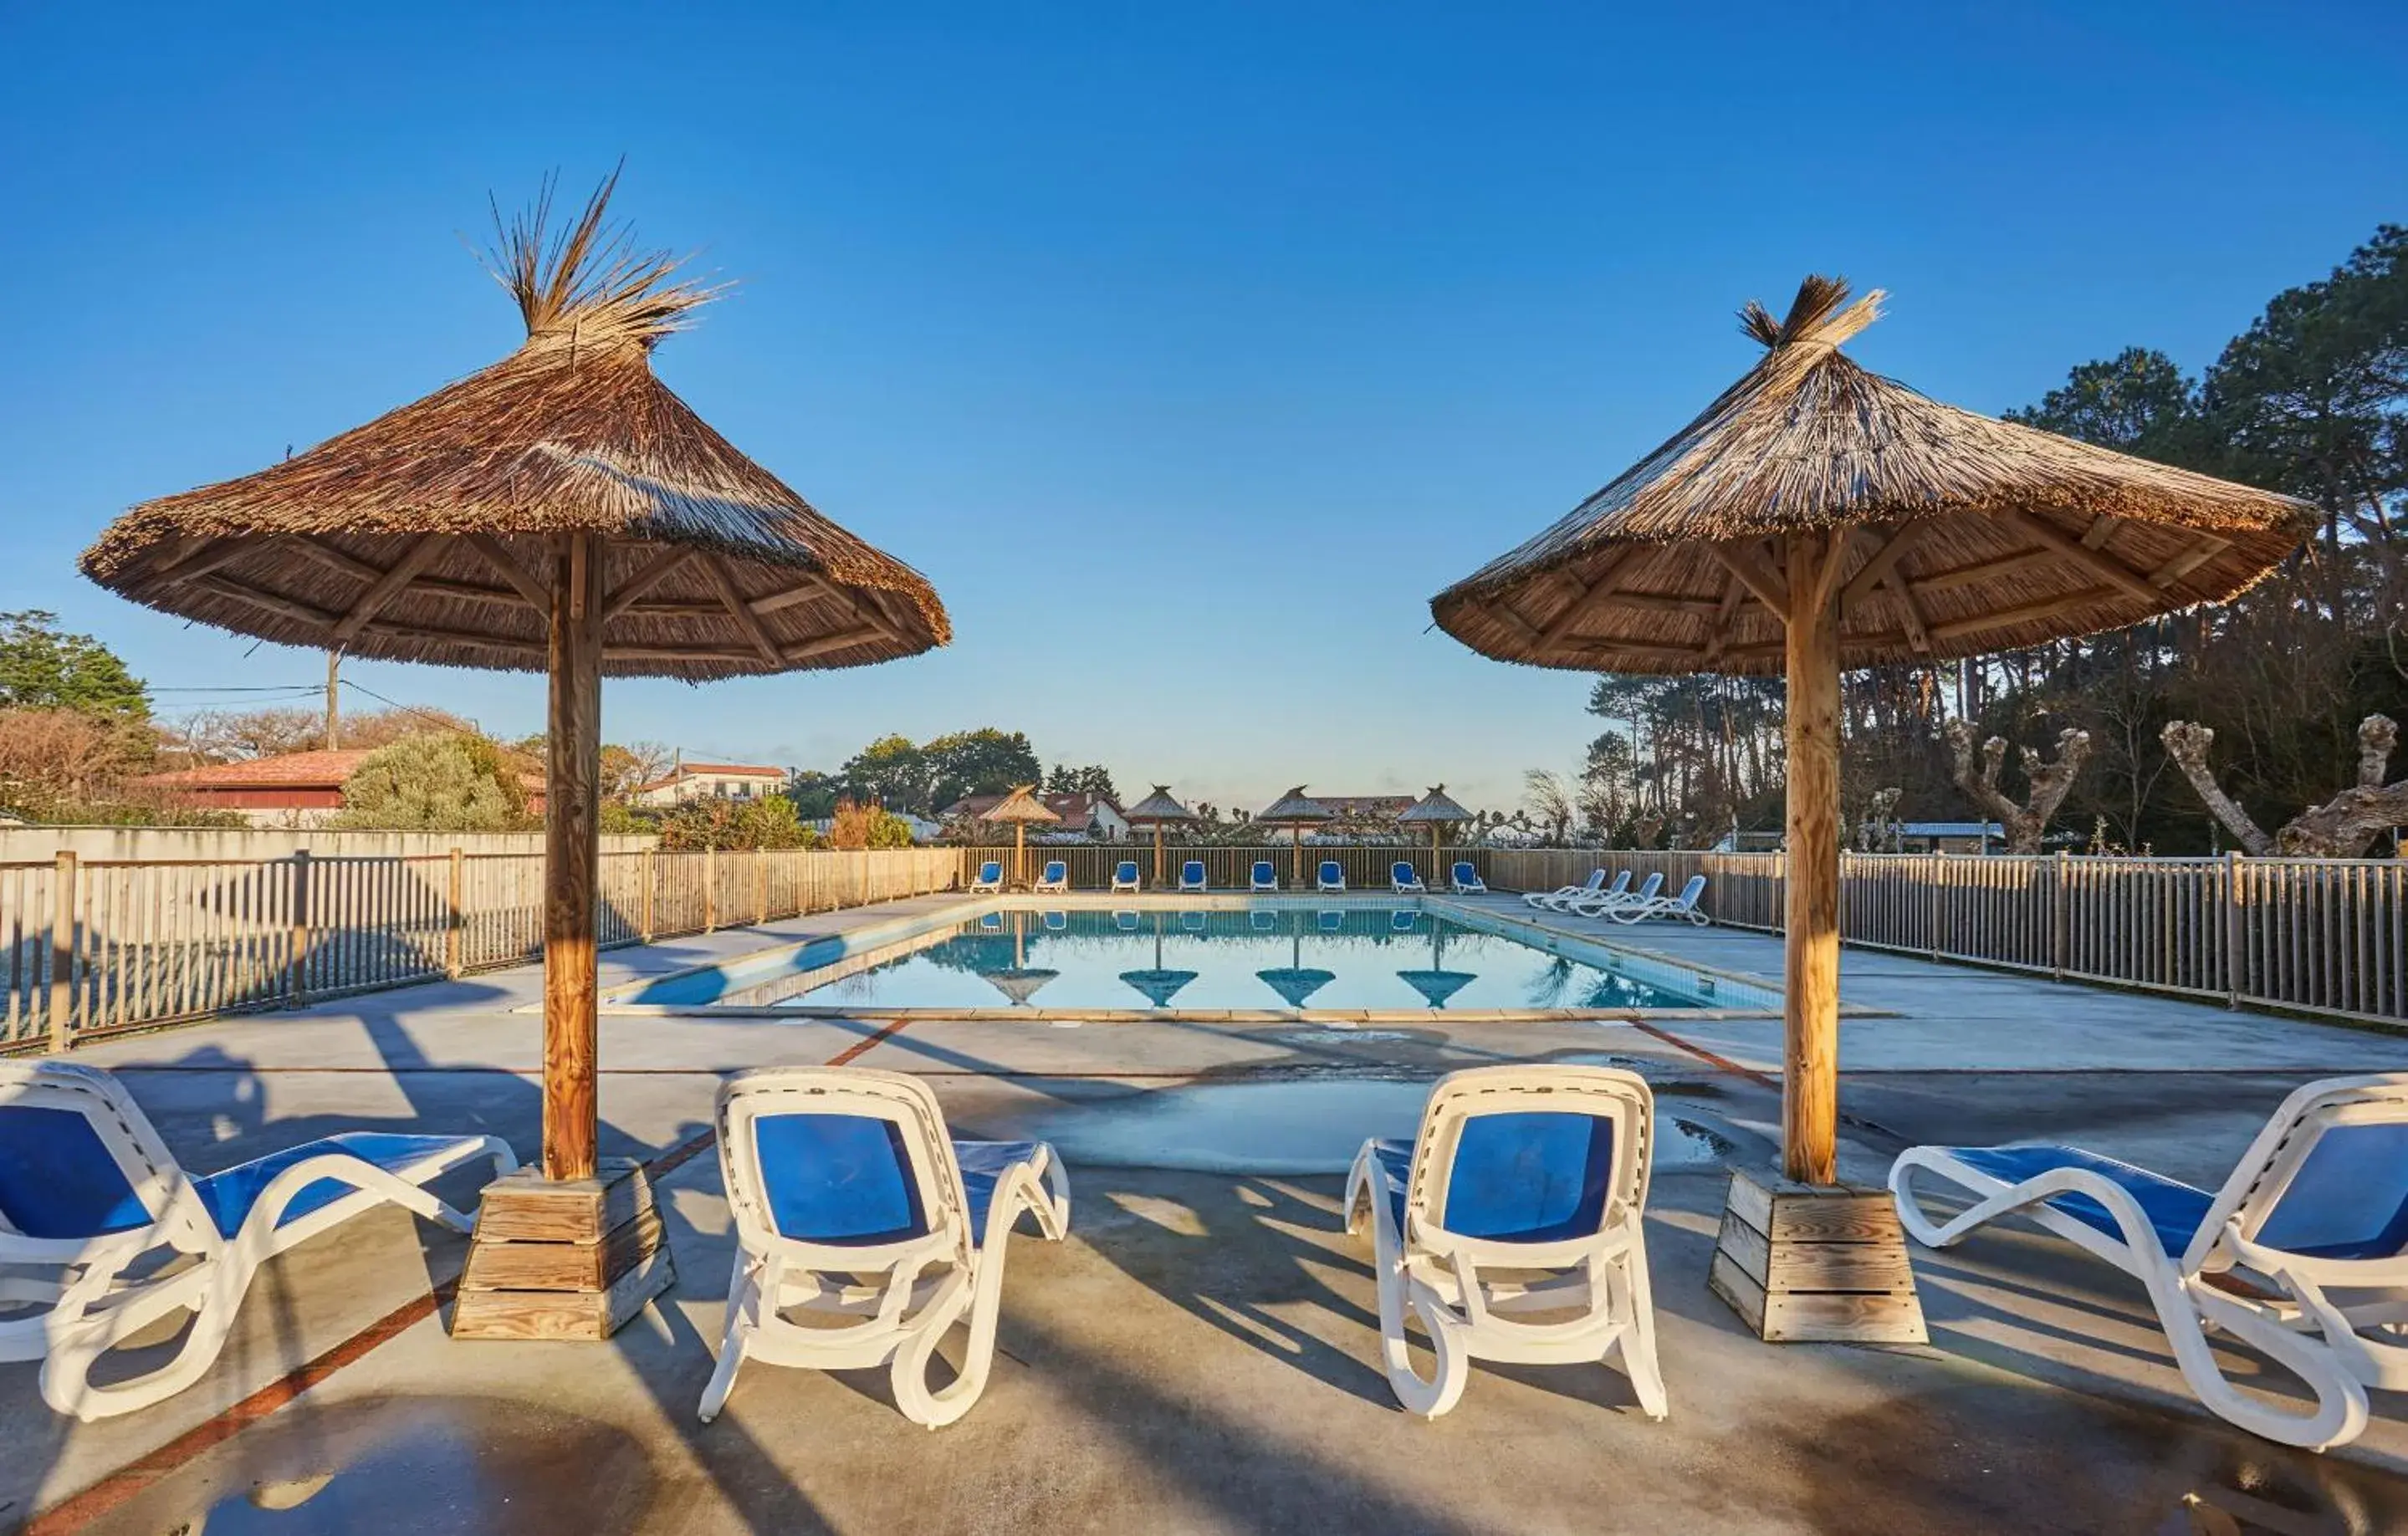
764, 907, 1718, 1013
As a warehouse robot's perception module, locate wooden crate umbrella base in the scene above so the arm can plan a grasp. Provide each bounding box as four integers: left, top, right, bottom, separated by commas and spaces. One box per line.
453, 1158, 677, 1340
1707, 1166, 1927, 1345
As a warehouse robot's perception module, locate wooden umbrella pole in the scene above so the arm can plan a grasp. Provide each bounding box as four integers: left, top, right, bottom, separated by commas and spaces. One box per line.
1780, 531, 1841, 1186
542, 532, 606, 1182
458, 533, 678, 1339
1153, 824, 1164, 885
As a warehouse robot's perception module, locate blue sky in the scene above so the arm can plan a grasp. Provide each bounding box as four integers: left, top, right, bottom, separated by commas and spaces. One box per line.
4, 3, 2402, 817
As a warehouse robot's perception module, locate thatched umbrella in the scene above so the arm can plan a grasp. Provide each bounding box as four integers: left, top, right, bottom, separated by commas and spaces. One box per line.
982, 783, 1059, 888
1260, 786, 1332, 886
79, 176, 948, 1218
1123, 785, 1194, 885
1395, 783, 1474, 880
1432, 276, 2308, 1187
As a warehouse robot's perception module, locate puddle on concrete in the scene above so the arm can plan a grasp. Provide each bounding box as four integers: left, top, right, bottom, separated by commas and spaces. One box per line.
97, 1395, 650, 1535
978, 1078, 1737, 1175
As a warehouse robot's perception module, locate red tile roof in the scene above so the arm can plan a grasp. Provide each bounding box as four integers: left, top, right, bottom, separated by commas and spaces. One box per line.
140, 749, 373, 789
637, 762, 787, 792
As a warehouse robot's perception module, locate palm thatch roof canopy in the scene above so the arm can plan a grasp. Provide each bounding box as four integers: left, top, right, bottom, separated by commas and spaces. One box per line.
1430, 276, 2310, 677
1260, 787, 1331, 823
80, 171, 948, 681
982, 784, 1061, 824
1396, 783, 1473, 824
1123, 786, 1194, 826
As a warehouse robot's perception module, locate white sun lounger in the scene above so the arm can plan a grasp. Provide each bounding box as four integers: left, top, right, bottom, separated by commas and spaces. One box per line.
699, 1067, 1071, 1428
1343, 1064, 1669, 1421
1250, 861, 1279, 892
1110, 860, 1141, 893
1449, 862, 1486, 895
1391, 862, 1427, 894
969, 860, 1005, 894
1568, 870, 1659, 917
0, 1061, 514, 1420
1526, 869, 1615, 911
1178, 860, 1208, 893
1890, 1073, 2408, 1450
1604, 874, 1707, 926
1033, 860, 1069, 894
1317, 860, 1347, 893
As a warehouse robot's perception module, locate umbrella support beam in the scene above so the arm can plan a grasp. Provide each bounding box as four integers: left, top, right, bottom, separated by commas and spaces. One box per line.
1707, 531, 1924, 1345
454, 534, 673, 1340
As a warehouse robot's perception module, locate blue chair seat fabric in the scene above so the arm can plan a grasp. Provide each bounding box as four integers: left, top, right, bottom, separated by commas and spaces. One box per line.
953, 1141, 1046, 1245
1373, 1114, 1616, 1245
1943, 1144, 2213, 1260
0, 1113, 478, 1243
191, 1133, 485, 1239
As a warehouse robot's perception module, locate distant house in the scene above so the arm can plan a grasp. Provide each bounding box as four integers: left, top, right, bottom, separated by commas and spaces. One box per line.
632, 762, 789, 809
942, 791, 1131, 839
138, 748, 547, 827
1893, 820, 2007, 855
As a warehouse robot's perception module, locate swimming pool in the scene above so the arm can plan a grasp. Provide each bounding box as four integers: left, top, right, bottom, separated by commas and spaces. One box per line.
616, 900, 1780, 1015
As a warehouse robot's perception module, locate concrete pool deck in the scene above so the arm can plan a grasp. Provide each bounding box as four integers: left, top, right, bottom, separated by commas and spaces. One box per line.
8, 891, 2406, 1533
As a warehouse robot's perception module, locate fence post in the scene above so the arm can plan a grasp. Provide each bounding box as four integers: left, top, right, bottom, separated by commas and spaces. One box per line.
2224, 850, 2242, 1008
2051, 850, 2068, 981
288, 850, 313, 1007
445, 846, 465, 978
703, 845, 717, 933
1926, 855, 1942, 961
641, 846, 656, 943
48, 850, 77, 1053
755, 850, 769, 926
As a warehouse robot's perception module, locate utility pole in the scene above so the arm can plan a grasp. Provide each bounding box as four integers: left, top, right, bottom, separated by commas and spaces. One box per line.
325, 651, 340, 749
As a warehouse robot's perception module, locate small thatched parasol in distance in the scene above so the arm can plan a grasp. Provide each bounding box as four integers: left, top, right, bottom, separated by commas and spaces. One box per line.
1123, 785, 1195, 886
982, 784, 1060, 888
1432, 275, 2308, 1190
1395, 783, 1474, 883
1260, 787, 1332, 887
78, 172, 948, 1332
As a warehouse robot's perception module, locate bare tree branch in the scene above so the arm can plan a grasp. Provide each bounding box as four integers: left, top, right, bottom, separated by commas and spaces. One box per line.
1945, 718, 2090, 853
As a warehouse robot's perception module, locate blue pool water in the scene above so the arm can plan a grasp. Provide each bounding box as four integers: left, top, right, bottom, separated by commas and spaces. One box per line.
636, 906, 1747, 1012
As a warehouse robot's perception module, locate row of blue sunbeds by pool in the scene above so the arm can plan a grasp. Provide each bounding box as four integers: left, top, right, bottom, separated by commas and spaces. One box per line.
969, 858, 1493, 896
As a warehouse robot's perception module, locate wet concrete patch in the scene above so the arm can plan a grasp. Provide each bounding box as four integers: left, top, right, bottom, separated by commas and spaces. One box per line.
969, 1076, 1744, 1175
84, 1396, 652, 1535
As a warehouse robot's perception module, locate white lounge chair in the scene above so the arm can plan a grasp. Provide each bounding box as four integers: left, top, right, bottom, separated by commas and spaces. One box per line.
1526, 869, 1614, 911
1891, 1073, 2408, 1450
1391, 862, 1427, 895
1250, 860, 1278, 892
1317, 860, 1347, 893
1034, 860, 1069, 895
969, 860, 1005, 894
1343, 1064, 1668, 1421
0, 1061, 514, 1421
1449, 862, 1486, 895
699, 1066, 1071, 1428
1605, 874, 1707, 926
1178, 860, 1208, 893
1110, 860, 1141, 894
1568, 870, 1659, 917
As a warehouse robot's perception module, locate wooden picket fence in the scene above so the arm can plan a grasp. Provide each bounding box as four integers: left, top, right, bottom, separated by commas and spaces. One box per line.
3, 841, 2401, 1050
0, 846, 962, 1053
